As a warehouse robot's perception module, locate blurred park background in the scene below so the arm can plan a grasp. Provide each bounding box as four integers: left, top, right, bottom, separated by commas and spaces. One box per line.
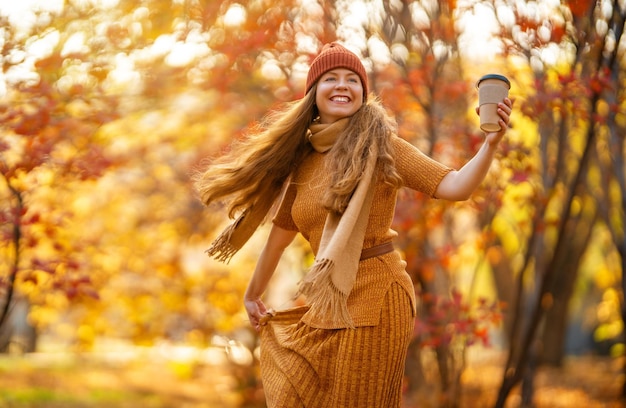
0, 0, 624, 407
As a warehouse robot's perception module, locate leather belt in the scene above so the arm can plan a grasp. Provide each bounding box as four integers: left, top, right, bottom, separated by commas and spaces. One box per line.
360, 241, 394, 261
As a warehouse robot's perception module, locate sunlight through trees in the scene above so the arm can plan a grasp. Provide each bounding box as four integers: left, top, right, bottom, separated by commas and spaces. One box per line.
0, 1, 624, 407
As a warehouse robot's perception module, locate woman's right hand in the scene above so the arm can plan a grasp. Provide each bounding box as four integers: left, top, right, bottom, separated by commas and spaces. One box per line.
242, 225, 296, 332
244, 297, 268, 332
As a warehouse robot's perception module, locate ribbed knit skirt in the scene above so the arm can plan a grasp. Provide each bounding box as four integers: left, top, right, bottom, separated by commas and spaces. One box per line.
259, 283, 414, 408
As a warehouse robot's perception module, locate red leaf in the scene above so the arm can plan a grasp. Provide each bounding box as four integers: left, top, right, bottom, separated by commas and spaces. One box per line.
474, 327, 490, 346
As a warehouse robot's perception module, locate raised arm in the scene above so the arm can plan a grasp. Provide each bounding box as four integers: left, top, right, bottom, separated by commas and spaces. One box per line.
434, 98, 513, 201
244, 224, 298, 331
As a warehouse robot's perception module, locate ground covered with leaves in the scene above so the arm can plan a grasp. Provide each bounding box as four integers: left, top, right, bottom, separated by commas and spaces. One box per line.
0, 351, 622, 408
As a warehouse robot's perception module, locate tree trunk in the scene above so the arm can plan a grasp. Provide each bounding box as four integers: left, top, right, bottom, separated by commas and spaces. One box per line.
541, 206, 595, 365
0, 297, 37, 354
489, 241, 516, 346
520, 345, 537, 408
403, 261, 432, 401
618, 232, 626, 398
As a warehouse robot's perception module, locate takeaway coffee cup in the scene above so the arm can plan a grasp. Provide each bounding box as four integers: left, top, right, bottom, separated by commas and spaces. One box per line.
477, 74, 511, 132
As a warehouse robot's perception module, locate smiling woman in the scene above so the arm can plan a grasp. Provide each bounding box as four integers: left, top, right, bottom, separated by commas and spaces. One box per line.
193, 40, 512, 407
306, 43, 369, 123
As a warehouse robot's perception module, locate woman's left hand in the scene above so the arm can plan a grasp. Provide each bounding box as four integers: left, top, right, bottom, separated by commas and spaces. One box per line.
477, 97, 514, 146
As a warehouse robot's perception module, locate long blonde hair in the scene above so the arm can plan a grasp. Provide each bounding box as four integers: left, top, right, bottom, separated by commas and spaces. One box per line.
193, 87, 402, 217
193, 92, 316, 218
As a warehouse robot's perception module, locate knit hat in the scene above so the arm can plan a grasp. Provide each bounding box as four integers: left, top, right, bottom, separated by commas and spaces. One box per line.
305, 42, 368, 97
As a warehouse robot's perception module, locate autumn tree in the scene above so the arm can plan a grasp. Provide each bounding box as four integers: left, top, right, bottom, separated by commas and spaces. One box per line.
0, 0, 297, 346
481, 0, 626, 405
0, 0, 302, 405
0, 5, 119, 351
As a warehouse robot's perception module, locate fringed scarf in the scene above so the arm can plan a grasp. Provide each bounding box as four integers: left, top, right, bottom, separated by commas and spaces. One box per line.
204, 197, 275, 263
207, 118, 378, 329
296, 118, 377, 329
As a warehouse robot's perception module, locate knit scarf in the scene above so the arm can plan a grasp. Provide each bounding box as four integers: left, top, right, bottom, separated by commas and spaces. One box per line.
297, 118, 377, 329
207, 118, 377, 329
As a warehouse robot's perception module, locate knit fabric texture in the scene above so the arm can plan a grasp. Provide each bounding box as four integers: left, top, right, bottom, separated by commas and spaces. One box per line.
258, 137, 453, 405
305, 42, 369, 96
273, 135, 452, 328
260, 282, 413, 407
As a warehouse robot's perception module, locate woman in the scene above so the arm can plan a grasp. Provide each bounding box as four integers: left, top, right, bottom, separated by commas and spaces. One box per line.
194, 42, 513, 407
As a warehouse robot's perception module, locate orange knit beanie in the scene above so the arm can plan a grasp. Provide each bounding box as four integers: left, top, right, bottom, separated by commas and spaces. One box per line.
305, 42, 368, 97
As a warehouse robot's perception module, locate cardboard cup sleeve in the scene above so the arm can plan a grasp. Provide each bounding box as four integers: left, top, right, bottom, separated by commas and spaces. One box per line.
477, 74, 510, 132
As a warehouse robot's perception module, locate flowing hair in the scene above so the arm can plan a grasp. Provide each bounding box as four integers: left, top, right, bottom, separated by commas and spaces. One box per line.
193, 88, 402, 219
193, 91, 316, 218
323, 96, 402, 214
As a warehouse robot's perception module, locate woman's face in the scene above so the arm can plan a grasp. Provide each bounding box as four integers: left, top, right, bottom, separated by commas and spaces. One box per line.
315, 68, 364, 124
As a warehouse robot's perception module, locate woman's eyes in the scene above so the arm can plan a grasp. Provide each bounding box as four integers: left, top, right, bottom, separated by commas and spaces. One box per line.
324, 76, 358, 83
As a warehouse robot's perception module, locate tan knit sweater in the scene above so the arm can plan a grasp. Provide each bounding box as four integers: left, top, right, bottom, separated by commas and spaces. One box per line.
273, 135, 453, 328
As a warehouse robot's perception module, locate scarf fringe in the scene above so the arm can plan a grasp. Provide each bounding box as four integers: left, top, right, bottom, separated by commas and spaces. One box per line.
205, 218, 240, 263
298, 259, 355, 329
